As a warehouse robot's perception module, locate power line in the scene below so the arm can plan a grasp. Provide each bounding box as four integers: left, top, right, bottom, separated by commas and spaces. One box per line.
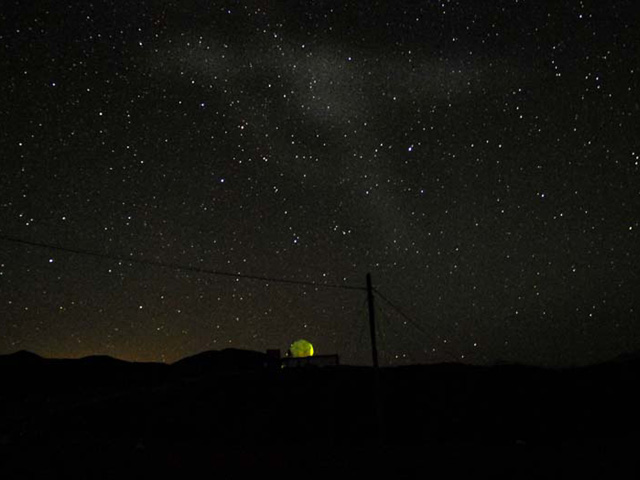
373, 287, 459, 362
0, 234, 366, 292
373, 288, 439, 338
375, 300, 420, 365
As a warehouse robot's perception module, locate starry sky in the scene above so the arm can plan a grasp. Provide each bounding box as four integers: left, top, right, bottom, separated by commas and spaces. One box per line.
1, 0, 638, 366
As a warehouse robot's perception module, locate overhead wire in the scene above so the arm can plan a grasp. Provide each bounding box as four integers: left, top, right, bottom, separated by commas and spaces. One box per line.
376, 296, 441, 365
0, 234, 366, 292
373, 287, 460, 362
373, 288, 440, 338
375, 299, 414, 364
2, 234, 473, 363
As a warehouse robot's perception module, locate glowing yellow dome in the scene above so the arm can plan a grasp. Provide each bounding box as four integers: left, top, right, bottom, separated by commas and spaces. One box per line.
289, 339, 314, 358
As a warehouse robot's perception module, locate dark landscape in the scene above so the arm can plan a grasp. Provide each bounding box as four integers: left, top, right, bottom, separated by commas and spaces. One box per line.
1, 349, 639, 478
2, 0, 639, 477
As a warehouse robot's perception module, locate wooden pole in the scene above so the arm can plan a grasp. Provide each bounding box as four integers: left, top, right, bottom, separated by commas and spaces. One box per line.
366, 273, 382, 445
366, 273, 379, 368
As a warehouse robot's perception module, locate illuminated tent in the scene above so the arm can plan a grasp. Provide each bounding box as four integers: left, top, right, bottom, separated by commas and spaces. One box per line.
289, 339, 314, 358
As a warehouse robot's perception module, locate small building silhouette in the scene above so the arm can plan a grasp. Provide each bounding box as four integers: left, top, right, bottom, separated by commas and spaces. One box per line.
265, 349, 339, 368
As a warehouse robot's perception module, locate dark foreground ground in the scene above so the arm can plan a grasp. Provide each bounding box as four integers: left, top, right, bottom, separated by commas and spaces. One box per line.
1, 349, 639, 478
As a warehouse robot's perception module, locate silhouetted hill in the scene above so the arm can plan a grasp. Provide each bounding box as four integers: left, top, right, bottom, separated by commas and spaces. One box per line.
0, 350, 166, 370
76, 354, 132, 366
1, 350, 640, 478
0, 351, 130, 370
0, 349, 44, 366
0, 350, 169, 402
171, 348, 268, 375
605, 349, 640, 364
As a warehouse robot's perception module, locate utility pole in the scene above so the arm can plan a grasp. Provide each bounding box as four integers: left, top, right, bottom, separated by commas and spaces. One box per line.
366, 272, 379, 368
366, 272, 382, 445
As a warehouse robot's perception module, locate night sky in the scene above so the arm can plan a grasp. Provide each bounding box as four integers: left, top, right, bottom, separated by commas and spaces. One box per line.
1, 1, 638, 366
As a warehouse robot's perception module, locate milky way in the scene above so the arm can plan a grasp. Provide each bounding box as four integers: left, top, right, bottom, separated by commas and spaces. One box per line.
1, 1, 638, 366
